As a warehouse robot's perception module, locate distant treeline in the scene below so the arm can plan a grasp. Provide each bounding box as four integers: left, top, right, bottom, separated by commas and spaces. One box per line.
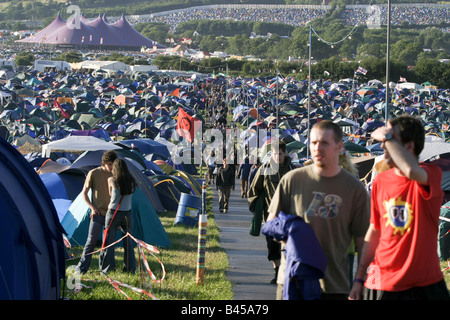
153, 54, 450, 88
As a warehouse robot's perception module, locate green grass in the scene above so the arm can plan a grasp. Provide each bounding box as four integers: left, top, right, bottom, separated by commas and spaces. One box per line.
63, 188, 233, 300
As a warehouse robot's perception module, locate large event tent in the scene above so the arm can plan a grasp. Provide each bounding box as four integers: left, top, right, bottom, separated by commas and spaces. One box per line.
16, 13, 165, 51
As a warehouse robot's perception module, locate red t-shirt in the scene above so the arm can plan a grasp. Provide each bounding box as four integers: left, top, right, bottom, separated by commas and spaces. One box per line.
366, 163, 444, 292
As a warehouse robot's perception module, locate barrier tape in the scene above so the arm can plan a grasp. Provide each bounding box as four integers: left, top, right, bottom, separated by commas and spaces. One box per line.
68, 232, 164, 299
129, 233, 165, 284
103, 273, 158, 300
442, 260, 450, 273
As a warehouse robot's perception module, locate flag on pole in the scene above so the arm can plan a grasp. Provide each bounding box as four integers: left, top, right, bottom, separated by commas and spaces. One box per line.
54, 99, 69, 118
355, 66, 368, 75
399, 77, 406, 82
168, 88, 180, 98
176, 107, 201, 143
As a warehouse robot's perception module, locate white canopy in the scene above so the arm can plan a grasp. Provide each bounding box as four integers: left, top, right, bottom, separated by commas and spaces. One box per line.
419, 135, 450, 162
42, 136, 122, 157
396, 82, 425, 91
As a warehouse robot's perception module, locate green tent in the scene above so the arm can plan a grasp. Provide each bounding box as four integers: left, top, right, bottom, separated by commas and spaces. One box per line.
286, 140, 307, 153
343, 141, 369, 154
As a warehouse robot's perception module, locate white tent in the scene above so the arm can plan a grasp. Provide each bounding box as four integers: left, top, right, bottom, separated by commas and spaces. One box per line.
419, 135, 450, 162
42, 136, 122, 157
396, 82, 425, 91
0, 90, 13, 105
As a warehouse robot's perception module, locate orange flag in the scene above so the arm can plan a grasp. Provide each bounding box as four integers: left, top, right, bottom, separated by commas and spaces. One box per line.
168, 88, 180, 98
176, 107, 201, 143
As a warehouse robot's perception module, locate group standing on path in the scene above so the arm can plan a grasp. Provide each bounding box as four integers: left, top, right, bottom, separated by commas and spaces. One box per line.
71, 116, 449, 301
231, 116, 449, 301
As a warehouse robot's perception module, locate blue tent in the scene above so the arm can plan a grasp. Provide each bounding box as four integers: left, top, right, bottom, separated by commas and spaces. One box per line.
116, 138, 170, 159
152, 179, 182, 212
0, 137, 66, 299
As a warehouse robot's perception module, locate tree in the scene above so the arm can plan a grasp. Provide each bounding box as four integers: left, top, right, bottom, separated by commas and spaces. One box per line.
15, 52, 35, 66
390, 39, 422, 66
58, 51, 82, 63
135, 22, 169, 45
413, 59, 450, 88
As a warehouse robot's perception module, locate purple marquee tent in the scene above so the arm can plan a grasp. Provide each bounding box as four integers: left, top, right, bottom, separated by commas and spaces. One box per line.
16, 13, 165, 51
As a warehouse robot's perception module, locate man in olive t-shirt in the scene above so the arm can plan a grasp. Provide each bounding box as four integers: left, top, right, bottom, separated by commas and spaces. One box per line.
267, 121, 370, 300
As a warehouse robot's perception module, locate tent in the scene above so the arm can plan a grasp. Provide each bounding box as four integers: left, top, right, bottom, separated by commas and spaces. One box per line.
152, 179, 181, 212
419, 136, 450, 162
16, 13, 165, 51
42, 135, 122, 157
0, 137, 66, 299
116, 138, 170, 159
170, 169, 202, 196
343, 141, 369, 154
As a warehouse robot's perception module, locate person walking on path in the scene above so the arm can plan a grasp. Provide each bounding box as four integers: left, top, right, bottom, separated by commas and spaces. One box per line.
75, 150, 118, 274
349, 115, 450, 300
237, 155, 252, 198
100, 159, 137, 274
206, 149, 217, 185
216, 158, 235, 213
267, 120, 370, 300
248, 140, 295, 284
247, 158, 261, 197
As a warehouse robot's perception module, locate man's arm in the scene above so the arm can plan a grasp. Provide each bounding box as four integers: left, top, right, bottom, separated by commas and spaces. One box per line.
348, 224, 380, 300
371, 126, 428, 185
81, 184, 98, 218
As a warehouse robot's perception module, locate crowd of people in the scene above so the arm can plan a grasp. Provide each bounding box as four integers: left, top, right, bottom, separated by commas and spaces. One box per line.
130, 5, 449, 33
135, 7, 327, 33
341, 5, 450, 27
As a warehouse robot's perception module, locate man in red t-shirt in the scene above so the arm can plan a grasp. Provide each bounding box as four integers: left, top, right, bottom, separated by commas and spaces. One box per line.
349, 115, 450, 300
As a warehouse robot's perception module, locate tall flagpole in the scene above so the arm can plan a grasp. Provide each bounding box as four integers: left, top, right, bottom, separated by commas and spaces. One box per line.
276, 70, 279, 128
307, 24, 312, 159
385, 0, 391, 123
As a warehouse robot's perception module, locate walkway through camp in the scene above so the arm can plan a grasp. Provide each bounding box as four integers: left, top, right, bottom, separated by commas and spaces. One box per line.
213, 179, 276, 300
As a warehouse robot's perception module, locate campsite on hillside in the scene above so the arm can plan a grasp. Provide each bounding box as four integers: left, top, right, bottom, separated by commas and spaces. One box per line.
0, 1, 449, 302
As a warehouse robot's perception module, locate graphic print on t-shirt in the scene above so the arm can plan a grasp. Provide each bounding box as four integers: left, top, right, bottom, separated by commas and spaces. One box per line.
306, 192, 343, 218
383, 196, 413, 236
